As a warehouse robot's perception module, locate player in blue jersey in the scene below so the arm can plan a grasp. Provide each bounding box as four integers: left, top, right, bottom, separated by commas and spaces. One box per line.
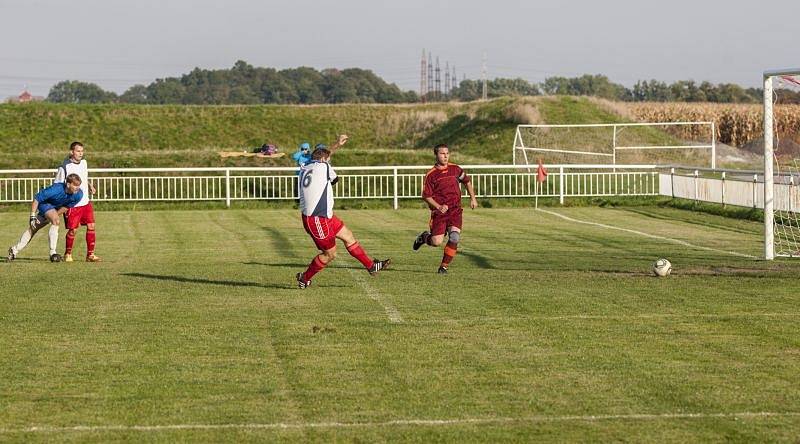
7, 174, 84, 263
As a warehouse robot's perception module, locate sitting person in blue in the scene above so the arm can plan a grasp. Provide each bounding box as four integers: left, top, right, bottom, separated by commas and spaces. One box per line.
292, 142, 312, 170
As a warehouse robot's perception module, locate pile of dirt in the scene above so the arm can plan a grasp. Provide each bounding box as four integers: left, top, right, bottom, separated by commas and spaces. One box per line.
741, 137, 800, 158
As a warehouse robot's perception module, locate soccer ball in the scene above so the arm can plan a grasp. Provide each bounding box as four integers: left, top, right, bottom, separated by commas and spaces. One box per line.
50, 253, 62, 263
653, 258, 672, 277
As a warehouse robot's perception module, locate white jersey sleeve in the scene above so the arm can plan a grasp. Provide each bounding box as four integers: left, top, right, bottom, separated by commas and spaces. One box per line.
298, 161, 336, 218
54, 158, 68, 183
54, 158, 90, 207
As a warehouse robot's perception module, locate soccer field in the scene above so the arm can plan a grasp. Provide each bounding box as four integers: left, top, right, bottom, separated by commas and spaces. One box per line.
1, 207, 799, 442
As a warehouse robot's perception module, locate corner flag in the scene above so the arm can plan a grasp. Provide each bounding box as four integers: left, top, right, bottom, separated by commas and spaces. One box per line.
537, 159, 548, 183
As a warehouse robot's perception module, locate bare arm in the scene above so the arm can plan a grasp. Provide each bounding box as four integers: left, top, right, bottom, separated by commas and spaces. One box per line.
424, 196, 448, 214
465, 181, 478, 209
328, 134, 349, 156
30, 199, 39, 216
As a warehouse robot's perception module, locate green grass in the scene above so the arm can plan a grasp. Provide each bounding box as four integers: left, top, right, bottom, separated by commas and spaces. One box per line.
1, 206, 799, 442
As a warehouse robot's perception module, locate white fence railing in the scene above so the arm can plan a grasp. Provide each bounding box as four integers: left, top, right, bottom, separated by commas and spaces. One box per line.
0, 165, 660, 208
660, 167, 800, 212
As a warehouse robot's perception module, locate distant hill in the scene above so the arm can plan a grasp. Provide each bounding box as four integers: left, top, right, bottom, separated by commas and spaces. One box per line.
0, 97, 750, 169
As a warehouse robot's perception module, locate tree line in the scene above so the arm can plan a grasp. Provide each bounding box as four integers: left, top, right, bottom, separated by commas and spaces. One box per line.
451, 75, 800, 104
47, 60, 417, 105
45, 61, 799, 105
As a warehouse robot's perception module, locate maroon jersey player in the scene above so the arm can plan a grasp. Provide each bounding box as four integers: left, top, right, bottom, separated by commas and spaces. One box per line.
412, 144, 478, 274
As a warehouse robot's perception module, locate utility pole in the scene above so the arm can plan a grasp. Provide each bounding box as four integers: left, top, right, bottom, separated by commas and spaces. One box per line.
420, 49, 427, 103
452, 66, 457, 93
444, 61, 450, 98
427, 53, 433, 99
435, 56, 441, 101
481, 52, 488, 100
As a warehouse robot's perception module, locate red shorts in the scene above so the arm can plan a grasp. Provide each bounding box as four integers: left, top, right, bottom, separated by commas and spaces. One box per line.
429, 206, 463, 236
65, 202, 95, 229
302, 214, 344, 251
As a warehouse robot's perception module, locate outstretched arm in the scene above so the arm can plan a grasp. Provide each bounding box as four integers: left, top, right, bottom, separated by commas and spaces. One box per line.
328, 134, 349, 156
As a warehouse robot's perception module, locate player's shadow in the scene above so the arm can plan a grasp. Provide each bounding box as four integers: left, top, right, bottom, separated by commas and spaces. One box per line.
121, 272, 290, 289
3, 257, 49, 263
243, 261, 396, 274
459, 250, 494, 269
243, 261, 308, 268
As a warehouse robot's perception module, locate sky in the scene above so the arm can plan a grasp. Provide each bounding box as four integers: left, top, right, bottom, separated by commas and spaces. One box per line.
0, 0, 797, 99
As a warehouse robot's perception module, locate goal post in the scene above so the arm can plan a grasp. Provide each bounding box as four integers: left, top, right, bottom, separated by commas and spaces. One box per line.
763, 68, 800, 260
513, 122, 716, 169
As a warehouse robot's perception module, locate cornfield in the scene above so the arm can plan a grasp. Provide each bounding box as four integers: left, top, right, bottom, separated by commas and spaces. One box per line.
625, 102, 800, 149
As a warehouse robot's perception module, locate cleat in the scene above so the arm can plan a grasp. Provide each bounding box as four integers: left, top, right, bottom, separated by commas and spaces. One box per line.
85, 253, 102, 262
64, 253, 74, 262
369, 258, 391, 276
50, 253, 62, 263
413, 231, 429, 251
437, 266, 448, 275
296, 272, 312, 289
7, 247, 16, 262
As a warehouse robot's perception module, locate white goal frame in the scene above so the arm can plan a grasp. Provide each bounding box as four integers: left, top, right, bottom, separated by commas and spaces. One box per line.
763, 68, 800, 260
513, 122, 716, 169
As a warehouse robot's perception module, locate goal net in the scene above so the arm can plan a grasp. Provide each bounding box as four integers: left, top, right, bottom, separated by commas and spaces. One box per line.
513, 123, 715, 168
764, 69, 800, 259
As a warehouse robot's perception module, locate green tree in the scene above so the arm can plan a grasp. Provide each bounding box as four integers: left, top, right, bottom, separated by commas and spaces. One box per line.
145, 78, 186, 104
119, 84, 148, 104
47, 80, 117, 103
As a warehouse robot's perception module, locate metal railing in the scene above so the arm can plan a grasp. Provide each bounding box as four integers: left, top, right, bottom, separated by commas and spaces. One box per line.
0, 165, 660, 209
660, 166, 800, 212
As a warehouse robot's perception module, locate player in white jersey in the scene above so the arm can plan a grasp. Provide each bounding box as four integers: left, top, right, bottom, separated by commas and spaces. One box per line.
54, 141, 101, 262
296, 134, 390, 288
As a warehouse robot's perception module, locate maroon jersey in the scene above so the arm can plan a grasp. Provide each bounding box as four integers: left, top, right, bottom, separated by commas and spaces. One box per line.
422, 164, 470, 208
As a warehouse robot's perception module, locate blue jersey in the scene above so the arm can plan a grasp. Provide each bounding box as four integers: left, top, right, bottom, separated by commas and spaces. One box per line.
35, 183, 84, 215
292, 150, 311, 166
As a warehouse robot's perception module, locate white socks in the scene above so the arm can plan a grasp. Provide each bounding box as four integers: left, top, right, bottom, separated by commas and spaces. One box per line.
13, 228, 34, 254
48, 224, 59, 255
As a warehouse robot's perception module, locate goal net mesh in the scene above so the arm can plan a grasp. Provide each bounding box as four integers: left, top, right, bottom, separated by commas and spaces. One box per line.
513, 123, 714, 167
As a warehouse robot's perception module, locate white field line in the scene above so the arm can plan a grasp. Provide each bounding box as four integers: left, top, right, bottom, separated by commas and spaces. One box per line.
349, 269, 403, 324
538, 209, 757, 259
3, 412, 799, 434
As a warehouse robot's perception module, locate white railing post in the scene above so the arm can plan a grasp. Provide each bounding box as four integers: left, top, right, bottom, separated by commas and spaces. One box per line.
559, 166, 565, 205
694, 170, 699, 202
670, 168, 675, 198
711, 121, 716, 169
721, 171, 726, 207
612, 124, 617, 170
225, 169, 231, 208
753, 174, 758, 209
393, 168, 398, 210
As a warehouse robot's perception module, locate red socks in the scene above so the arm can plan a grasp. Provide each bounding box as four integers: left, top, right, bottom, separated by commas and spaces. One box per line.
303, 255, 327, 280
86, 229, 96, 255
441, 241, 458, 268
346, 242, 373, 269
304, 241, 373, 281
65, 231, 76, 254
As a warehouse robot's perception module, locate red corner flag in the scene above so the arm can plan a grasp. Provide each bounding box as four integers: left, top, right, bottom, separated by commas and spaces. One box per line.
536, 159, 548, 183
